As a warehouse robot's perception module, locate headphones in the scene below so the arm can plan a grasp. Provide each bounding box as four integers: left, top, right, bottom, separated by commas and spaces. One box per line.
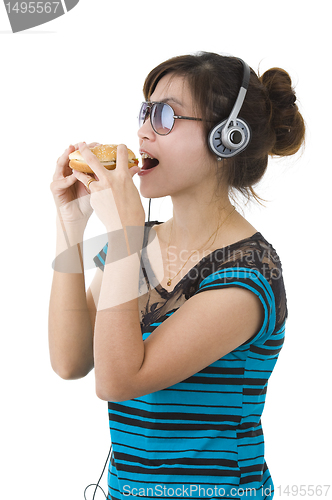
208, 58, 251, 158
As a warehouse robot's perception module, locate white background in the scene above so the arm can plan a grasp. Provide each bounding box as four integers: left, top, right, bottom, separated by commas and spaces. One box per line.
1, 1, 331, 498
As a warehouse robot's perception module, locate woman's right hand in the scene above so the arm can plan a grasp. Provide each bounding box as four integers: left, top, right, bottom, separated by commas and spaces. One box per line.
50, 143, 100, 226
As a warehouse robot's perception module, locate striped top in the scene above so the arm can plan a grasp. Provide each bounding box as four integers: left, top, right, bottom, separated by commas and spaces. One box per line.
93, 221, 287, 500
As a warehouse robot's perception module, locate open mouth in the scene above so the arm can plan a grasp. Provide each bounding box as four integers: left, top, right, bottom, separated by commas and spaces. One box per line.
141, 153, 159, 170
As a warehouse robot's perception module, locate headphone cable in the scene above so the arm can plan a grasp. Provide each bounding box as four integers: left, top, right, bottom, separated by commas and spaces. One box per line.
84, 443, 112, 499
148, 198, 151, 223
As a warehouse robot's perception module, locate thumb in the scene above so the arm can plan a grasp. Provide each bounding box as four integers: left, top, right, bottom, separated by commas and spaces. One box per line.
66, 172, 79, 185
129, 165, 141, 177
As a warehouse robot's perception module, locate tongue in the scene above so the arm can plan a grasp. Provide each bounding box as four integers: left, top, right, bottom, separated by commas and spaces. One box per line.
143, 158, 159, 170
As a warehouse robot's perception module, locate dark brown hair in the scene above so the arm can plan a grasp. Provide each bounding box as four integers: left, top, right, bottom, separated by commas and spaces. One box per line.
143, 52, 305, 202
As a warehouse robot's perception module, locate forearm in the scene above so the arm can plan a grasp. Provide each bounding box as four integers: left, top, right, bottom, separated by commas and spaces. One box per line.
48, 218, 94, 379
93, 226, 145, 401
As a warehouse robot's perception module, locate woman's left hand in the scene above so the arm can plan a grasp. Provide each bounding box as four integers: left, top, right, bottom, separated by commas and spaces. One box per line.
72, 143, 144, 233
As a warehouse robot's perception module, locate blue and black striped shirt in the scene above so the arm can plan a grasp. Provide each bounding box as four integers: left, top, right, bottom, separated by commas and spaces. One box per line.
93, 221, 287, 500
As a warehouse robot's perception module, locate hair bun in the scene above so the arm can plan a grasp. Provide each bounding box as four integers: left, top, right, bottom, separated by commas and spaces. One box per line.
260, 67, 305, 156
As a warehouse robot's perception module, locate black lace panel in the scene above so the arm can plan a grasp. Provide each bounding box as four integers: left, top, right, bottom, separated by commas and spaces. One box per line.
138, 222, 287, 336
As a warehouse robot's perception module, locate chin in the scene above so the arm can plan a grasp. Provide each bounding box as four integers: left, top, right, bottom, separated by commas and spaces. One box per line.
138, 181, 170, 200
140, 189, 168, 200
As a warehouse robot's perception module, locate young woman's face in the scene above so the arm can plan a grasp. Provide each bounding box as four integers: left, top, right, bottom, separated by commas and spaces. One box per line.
137, 73, 216, 199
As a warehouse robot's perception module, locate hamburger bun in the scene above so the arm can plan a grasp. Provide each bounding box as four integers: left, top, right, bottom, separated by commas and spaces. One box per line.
69, 144, 139, 173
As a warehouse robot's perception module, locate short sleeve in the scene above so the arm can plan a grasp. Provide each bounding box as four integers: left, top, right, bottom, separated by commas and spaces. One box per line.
194, 266, 277, 345
93, 242, 109, 271
92, 220, 163, 272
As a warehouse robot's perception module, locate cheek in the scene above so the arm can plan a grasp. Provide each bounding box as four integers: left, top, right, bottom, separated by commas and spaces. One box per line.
181, 130, 211, 172
168, 147, 212, 188
171, 126, 208, 162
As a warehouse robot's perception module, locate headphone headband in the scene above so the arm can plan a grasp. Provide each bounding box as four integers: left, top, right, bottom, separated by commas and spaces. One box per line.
223, 59, 250, 132
239, 58, 251, 89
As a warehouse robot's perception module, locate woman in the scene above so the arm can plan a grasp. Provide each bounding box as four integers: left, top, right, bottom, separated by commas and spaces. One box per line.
49, 52, 305, 499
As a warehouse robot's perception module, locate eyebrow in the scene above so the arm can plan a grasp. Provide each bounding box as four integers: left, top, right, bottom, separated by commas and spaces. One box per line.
160, 97, 183, 107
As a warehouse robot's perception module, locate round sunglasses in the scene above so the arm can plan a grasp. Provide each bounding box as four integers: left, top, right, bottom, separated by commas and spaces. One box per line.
138, 101, 203, 135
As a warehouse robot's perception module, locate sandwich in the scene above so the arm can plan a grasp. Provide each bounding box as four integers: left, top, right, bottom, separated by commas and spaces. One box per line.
69, 144, 138, 173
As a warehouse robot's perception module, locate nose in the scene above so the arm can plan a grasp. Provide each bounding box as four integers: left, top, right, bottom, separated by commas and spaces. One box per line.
137, 115, 155, 142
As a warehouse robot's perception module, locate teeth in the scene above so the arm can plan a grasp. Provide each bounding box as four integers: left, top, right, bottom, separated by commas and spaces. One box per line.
141, 152, 154, 159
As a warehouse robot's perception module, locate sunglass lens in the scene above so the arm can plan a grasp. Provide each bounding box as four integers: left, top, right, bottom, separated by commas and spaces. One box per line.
138, 102, 149, 128
151, 103, 174, 135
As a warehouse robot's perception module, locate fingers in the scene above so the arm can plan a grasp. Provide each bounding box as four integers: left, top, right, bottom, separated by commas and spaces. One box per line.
116, 144, 128, 171
129, 164, 141, 177
77, 142, 106, 178
50, 172, 77, 194
72, 170, 97, 192
71, 141, 101, 150
54, 142, 102, 183
69, 143, 138, 193
54, 145, 76, 179
116, 144, 138, 177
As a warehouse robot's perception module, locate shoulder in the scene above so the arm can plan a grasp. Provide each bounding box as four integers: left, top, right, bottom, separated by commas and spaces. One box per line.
196, 231, 287, 332
203, 232, 283, 284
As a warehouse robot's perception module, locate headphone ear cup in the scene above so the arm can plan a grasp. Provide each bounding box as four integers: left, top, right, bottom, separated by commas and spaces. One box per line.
208, 118, 251, 158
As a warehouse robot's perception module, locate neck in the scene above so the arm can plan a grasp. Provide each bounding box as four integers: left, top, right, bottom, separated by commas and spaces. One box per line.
169, 189, 234, 252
